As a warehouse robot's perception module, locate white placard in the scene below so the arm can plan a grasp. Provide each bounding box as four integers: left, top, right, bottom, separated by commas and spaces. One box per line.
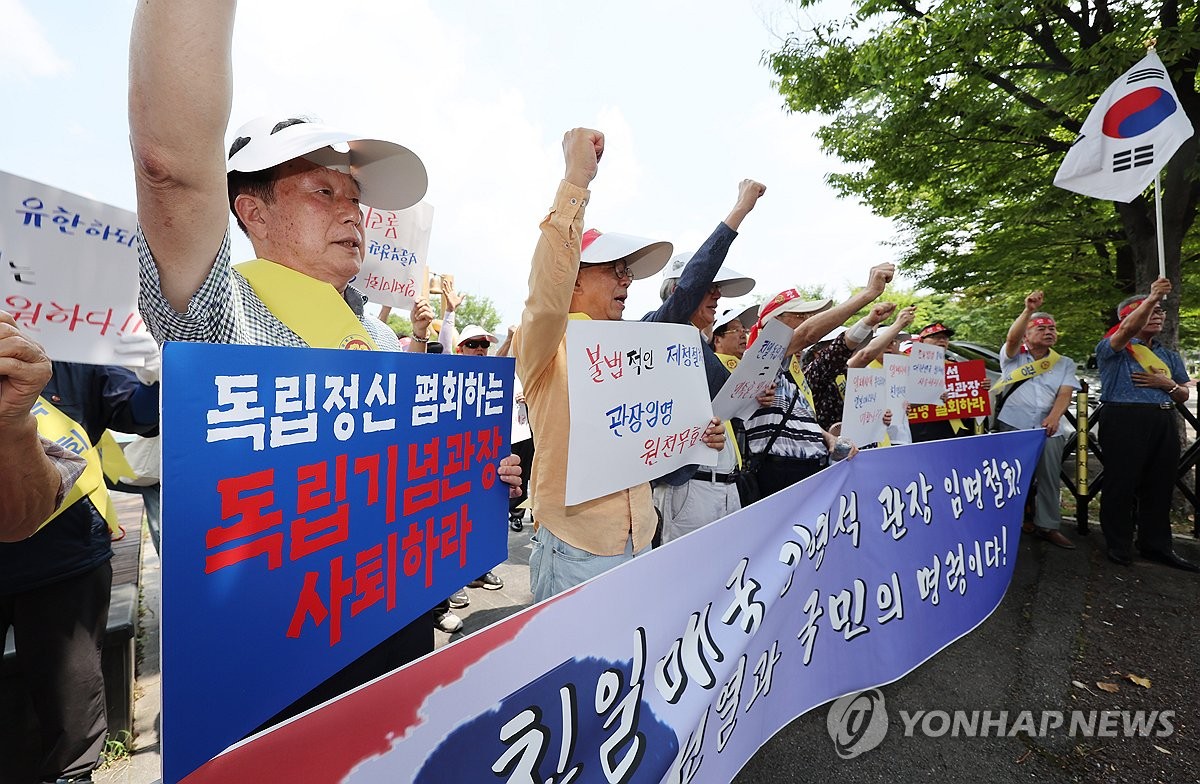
907, 342, 947, 405
565, 320, 716, 505
0, 170, 147, 365
353, 202, 433, 309
839, 367, 887, 445
883, 353, 910, 413
710, 318, 792, 421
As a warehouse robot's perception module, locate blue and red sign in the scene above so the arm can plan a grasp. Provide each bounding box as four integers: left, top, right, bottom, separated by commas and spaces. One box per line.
160, 343, 513, 784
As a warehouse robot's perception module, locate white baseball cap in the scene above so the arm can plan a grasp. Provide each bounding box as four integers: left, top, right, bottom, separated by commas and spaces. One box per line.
226, 116, 428, 211
658, 252, 756, 300
457, 325, 498, 345
580, 229, 673, 280
714, 303, 759, 331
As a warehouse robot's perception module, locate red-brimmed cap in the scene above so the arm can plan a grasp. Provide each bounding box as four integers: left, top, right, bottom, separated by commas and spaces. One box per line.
580, 229, 672, 280
918, 322, 955, 340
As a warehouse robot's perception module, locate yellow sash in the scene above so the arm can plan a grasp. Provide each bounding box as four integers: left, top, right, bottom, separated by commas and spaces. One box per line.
32, 398, 122, 534
236, 259, 379, 350
991, 349, 1061, 394
788, 356, 817, 413
716, 353, 740, 371
1129, 343, 1171, 375
724, 420, 743, 469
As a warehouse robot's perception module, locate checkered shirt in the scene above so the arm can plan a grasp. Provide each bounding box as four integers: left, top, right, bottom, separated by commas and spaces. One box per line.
41, 435, 88, 507
137, 229, 400, 351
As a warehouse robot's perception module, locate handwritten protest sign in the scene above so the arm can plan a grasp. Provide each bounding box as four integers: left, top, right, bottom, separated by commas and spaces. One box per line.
174, 430, 1043, 784
352, 202, 434, 309
565, 320, 716, 505
0, 170, 147, 365
711, 318, 791, 421
883, 353, 909, 413
160, 343, 512, 784
907, 342, 947, 405
909, 360, 992, 424
840, 366, 888, 445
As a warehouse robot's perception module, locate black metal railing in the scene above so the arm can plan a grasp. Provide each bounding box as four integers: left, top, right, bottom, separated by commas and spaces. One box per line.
1059, 380, 1200, 537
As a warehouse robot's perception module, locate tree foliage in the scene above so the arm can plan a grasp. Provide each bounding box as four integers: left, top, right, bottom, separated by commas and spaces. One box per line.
450, 294, 504, 333
767, 0, 1200, 357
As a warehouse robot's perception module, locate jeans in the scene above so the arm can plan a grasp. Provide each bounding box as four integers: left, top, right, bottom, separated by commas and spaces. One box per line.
528, 526, 645, 603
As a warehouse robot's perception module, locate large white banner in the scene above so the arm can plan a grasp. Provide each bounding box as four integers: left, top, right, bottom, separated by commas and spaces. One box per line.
565, 320, 716, 505
0, 170, 146, 365
353, 202, 434, 309
907, 343, 947, 405
710, 318, 791, 421
170, 431, 1045, 784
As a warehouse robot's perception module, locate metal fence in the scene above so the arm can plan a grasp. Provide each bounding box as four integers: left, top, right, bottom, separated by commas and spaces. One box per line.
1059, 380, 1200, 537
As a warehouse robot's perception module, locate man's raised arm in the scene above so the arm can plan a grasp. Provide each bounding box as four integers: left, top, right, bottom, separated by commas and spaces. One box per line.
129, 0, 235, 311
785, 263, 895, 357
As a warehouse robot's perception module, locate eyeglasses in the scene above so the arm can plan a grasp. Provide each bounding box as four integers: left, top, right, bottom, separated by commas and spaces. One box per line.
605, 263, 634, 281
461, 340, 490, 350
1153, 307, 1167, 315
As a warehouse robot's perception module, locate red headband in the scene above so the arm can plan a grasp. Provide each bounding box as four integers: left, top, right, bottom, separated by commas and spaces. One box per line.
1029, 316, 1056, 328
1103, 298, 1147, 340
747, 289, 801, 347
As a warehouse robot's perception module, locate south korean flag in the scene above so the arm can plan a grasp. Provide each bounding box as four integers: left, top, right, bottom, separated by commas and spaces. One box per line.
1054, 51, 1194, 202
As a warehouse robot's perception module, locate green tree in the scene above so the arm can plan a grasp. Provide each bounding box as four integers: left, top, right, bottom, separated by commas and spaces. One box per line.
767, 0, 1200, 355
451, 294, 504, 333
385, 312, 412, 337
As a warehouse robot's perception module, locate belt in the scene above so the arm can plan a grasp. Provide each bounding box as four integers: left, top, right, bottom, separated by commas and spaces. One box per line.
761, 453, 829, 468
1104, 401, 1176, 410
694, 468, 739, 484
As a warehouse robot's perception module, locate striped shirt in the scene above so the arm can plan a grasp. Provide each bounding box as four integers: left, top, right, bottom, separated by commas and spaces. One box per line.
745, 368, 829, 460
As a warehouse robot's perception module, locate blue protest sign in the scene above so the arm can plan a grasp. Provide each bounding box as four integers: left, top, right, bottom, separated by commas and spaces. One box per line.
160, 343, 512, 783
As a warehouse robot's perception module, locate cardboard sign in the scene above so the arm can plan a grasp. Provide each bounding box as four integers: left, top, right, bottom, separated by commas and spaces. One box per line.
565, 320, 716, 505
353, 202, 434, 309
0, 170, 147, 365
840, 366, 888, 445
908, 360, 992, 423
710, 318, 791, 421
160, 343, 513, 784
174, 431, 1043, 784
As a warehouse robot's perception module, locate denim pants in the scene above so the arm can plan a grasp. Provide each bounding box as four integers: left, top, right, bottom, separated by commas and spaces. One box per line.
529, 525, 645, 603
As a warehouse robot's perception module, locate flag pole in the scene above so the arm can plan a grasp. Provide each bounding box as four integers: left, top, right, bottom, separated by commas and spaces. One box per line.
1146, 38, 1168, 280
1155, 172, 1167, 279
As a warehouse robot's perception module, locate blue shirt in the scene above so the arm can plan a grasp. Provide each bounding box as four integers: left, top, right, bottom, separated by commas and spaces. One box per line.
641, 222, 738, 486
1095, 337, 1187, 404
